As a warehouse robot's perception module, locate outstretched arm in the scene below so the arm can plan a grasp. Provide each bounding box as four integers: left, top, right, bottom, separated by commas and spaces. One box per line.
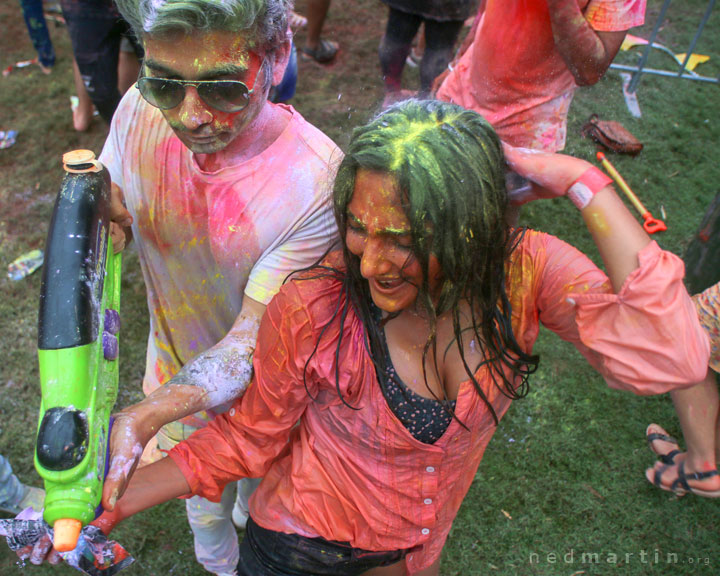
102, 296, 265, 509
546, 0, 628, 86
96, 457, 191, 533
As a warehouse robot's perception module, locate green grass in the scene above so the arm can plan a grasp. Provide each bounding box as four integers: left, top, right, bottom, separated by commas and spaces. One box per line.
1, 0, 719, 574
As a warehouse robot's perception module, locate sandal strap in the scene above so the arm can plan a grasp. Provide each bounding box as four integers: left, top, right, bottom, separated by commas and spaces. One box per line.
670, 462, 720, 493
652, 463, 670, 488
671, 461, 691, 493
659, 449, 681, 465
646, 431, 678, 446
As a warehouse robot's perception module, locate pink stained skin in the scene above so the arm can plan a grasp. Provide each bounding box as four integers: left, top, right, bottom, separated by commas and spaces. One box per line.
345, 169, 443, 315
546, 0, 628, 86
141, 29, 290, 167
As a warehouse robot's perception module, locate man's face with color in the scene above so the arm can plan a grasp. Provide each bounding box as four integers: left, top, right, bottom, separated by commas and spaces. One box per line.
141, 30, 269, 154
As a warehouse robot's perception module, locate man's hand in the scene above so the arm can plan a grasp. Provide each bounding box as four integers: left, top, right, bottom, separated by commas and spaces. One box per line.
102, 408, 156, 510
109, 183, 133, 253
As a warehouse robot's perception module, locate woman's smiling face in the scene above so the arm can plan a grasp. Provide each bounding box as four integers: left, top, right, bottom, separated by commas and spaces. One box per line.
345, 169, 442, 314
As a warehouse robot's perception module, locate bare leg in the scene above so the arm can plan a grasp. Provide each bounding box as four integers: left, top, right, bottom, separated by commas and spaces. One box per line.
71, 58, 93, 132
646, 370, 720, 495
305, 0, 332, 50
302, 0, 338, 63
672, 370, 719, 471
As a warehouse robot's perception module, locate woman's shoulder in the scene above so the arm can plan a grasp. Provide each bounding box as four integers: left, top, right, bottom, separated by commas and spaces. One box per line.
507, 227, 583, 269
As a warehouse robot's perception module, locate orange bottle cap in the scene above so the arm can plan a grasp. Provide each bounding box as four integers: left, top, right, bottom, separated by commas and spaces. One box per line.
53, 518, 83, 552
62, 149, 96, 166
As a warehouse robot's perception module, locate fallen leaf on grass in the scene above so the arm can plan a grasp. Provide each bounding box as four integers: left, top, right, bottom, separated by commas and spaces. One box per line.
582, 483, 604, 500
501, 509, 512, 519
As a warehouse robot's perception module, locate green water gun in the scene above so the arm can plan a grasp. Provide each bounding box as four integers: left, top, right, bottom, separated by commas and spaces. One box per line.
34, 150, 121, 552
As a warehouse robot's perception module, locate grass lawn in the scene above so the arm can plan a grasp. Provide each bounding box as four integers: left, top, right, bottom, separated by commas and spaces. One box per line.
1, 0, 719, 574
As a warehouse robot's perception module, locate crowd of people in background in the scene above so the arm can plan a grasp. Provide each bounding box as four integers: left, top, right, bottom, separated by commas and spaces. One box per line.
5, 1, 719, 576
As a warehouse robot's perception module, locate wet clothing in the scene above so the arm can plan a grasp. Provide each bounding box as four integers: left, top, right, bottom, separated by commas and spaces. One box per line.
236, 516, 408, 575
170, 232, 708, 574
437, 0, 646, 151
373, 303, 457, 444
100, 89, 339, 430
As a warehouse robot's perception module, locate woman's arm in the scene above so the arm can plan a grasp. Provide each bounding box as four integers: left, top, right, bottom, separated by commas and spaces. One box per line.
503, 145, 649, 290
504, 144, 708, 390
98, 457, 190, 529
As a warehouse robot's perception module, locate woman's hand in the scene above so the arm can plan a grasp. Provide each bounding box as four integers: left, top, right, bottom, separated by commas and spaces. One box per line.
502, 143, 592, 203
503, 142, 650, 291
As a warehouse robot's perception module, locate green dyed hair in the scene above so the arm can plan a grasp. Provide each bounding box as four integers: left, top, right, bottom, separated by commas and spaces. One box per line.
329, 99, 538, 423
115, 0, 290, 54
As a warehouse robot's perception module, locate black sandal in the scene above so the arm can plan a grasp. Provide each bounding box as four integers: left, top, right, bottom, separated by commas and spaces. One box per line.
670, 461, 720, 497
646, 430, 681, 465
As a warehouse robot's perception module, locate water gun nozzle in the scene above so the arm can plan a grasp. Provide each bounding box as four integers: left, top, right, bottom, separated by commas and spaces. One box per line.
53, 518, 82, 552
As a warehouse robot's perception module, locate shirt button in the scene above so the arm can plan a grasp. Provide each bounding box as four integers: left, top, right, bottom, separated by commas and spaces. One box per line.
424, 498, 432, 505
421, 528, 430, 535
229, 408, 236, 417
426, 466, 435, 473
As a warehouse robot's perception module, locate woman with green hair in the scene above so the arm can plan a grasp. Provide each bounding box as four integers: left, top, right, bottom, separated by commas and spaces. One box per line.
25, 100, 708, 574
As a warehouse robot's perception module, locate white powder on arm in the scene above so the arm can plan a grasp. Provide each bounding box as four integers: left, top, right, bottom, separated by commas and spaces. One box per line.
167, 298, 265, 409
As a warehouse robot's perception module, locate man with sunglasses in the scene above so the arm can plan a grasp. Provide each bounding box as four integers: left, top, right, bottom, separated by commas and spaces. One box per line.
95, 1, 339, 575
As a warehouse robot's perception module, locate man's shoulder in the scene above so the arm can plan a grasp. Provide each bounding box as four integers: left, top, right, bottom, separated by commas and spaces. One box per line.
273, 252, 348, 322
282, 105, 342, 166
108, 86, 168, 143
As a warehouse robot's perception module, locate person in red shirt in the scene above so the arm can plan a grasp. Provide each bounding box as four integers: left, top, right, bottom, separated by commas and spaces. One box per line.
436, 0, 646, 152
26, 100, 710, 575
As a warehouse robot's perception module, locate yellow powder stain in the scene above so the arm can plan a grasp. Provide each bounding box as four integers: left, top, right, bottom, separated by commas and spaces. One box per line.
590, 211, 611, 238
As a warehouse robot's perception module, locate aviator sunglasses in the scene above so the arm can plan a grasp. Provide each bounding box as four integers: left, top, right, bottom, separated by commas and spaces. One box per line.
136, 58, 266, 113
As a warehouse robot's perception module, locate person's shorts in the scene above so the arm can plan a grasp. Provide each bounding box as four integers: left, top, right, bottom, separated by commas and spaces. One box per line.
236, 516, 408, 575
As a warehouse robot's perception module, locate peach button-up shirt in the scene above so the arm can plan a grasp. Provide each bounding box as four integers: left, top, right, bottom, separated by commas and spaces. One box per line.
170, 231, 708, 573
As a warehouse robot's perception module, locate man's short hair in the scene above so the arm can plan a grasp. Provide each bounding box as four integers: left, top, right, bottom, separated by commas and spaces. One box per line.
116, 0, 291, 54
